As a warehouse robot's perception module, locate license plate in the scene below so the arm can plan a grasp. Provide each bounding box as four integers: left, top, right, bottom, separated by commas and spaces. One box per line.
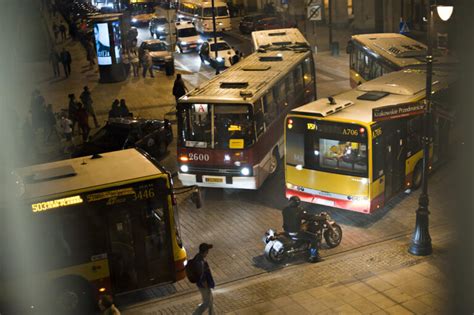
315, 198, 334, 207
205, 177, 223, 183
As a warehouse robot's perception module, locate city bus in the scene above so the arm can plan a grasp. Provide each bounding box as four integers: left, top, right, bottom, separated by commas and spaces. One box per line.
1, 149, 187, 313
346, 33, 455, 87
285, 69, 454, 214
177, 28, 316, 189
177, 0, 231, 33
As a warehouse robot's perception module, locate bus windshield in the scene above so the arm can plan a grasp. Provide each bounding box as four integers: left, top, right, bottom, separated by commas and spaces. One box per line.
203, 6, 229, 17
178, 104, 255, 149
286, 117, 368, 177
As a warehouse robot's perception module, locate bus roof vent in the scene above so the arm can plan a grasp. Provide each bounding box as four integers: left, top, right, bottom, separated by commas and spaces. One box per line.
240, 90, 253, 98
357, 91, 390, 101
292, 98, 354, 117
29, 165, 76, 183
242, 65, 271, 71
259, 55, 283, 62
220, 82, 249, 89
269, 31, 287, 36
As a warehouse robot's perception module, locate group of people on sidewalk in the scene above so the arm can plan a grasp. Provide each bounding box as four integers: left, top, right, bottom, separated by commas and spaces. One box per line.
49, 47, 72, 78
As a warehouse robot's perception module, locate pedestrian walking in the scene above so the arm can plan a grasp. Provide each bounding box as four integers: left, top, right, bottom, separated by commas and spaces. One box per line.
86, 41, 96, 69
130, 48, 140, 77
119, 99, 130, 117
80, 86, 99, 128
59, 23, 67, 41
69, 21, 77, 40
172, 74, 188, 104
98, 295, 121, 315
142, 49, 154, 78
60, 48, 72, 77
192, 243, 215, 315
49, 47, 61, 77
44, 104, 60, 142
75, 102, 90, 142
52, 22, 59, 42
108, 99, 120, 118
68, 94, 78, 135
122, 49, 131, 78
232, 50, 241, 65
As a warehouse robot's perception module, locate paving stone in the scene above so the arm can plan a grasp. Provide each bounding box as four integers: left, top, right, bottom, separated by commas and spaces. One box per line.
348, 297, 382, 314
385, 305, 414, 315
402, 299, 434, 314
383, 287, 413, 303
331, 303, 363, 314
365, 293, 397, 309
364, 277, 395, 293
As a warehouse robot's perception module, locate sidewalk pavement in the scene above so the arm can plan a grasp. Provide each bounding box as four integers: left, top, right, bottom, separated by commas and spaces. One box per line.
125, 225, 452, 315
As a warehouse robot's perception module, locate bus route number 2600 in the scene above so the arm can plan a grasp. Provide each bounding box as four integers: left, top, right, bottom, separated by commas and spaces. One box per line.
188, 153, 210, 161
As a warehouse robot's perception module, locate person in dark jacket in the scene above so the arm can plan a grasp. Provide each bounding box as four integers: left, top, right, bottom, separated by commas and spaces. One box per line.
60, 48, 72, 77
80, 86, 99, 127
59, 23, 67, 41
172, 74, 188, 104
193, 243, 215, 315
52, 22, 59, 42
282, 196, 322, 263
68, 94, 78, 135
75, 102, 90, 142
108, 99, 121, 118
49, 48, 61, 77
119, 99, 130, 117
44, 104, 59, 142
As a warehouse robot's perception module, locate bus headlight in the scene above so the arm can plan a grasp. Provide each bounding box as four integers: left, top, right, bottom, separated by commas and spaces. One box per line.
157, 26, 165, 32
197, 39, 204, 44
180, 165, 189, 173
241, 167, 250, 176
286, 183, 294, 189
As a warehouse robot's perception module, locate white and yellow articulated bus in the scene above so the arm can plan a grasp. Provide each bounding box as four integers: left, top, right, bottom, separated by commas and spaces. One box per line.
284, 69, 455, 214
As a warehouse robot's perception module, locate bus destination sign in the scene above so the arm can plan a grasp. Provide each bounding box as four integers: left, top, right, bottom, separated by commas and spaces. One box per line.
372, 102, 426, 121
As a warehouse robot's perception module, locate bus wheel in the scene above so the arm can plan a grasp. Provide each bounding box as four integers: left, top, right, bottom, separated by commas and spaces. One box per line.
412, 162, 423, 190
54, 278, 94, 314
269, 149, 279, 174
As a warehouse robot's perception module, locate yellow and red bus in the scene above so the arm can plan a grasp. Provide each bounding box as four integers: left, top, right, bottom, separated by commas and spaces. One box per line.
285, 69, 454, 214
177, 28, 316, 189
347, 33, 455, 88
1, 149, 187, 313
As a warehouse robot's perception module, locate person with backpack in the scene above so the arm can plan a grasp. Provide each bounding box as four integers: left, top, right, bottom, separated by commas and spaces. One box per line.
188, 243, 215, 315
172, 74, 188, 105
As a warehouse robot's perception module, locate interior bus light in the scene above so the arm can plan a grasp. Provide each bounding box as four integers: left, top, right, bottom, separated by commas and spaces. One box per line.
179, 156, 189, 162
99, 288, 106, 293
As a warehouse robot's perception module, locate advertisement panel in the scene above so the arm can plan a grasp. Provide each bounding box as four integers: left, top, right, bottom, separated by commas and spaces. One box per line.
112, 20, 122, 63
94, 22, 112, 65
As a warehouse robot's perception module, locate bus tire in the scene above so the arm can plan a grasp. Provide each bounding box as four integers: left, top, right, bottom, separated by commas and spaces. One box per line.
53, 277, 95, 314
269, 148, 280, 175
412, 161, 423, 190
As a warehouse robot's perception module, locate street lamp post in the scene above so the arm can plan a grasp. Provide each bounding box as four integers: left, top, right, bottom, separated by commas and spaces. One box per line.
211, 0, 219, 75
408, 0, 453, 256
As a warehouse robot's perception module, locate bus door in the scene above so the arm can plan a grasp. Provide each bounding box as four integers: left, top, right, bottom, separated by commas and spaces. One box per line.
383, 123, 406, 198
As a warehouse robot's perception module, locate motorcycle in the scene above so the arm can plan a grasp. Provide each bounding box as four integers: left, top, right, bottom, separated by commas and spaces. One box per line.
263, 212, 343, 263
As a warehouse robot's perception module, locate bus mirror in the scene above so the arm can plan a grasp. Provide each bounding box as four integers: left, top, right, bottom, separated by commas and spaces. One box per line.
346, 41, 353, 54
191, 188, 202, 209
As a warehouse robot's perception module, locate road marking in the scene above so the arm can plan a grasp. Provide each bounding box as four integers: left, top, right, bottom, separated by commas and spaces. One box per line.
174, 59, 214, 88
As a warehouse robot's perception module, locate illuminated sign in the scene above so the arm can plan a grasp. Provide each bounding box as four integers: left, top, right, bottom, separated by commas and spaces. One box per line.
32, 195, 83, 212
94, 22, 112, 65
228, 125, 242, 131
372, 102, 425, 121
229, 139, 244, 149
372, 127, 382, 139
307, 123, 317, 130
86, 187, 136, 202
342, 128, 359, 136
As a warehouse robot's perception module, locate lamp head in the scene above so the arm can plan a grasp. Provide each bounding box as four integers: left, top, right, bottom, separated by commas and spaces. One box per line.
436, 5, 453, 21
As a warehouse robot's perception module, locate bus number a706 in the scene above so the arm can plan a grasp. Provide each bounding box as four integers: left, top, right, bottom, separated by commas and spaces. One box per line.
188, 153, 210, 161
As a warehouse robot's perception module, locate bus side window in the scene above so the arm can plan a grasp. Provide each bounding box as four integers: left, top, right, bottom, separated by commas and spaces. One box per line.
254, 99, 265, 137
373, 134, 385, 179
263, 90, 277, 126
285, 72, 295, 106
303, 57, 313, 87
293, 65, 303, 94
370, 61, 383, 79
273, 80, 287, 113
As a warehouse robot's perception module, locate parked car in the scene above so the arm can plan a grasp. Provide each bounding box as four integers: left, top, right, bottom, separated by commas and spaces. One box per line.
238, 13, 267, 34
72, 117, 173, 159
175, 21, 203, 53
138, 39, 175, 75
149, 16, 169, 39
199, 38, 236, 68
255, 16, 286, 31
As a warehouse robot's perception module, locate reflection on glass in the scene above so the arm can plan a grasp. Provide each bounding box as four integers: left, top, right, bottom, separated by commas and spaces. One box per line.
94, 23, 112, 65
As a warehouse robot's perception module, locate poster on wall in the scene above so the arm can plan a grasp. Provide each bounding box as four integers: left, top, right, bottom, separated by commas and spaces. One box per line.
112, 21, 122, 63
94, 22, 112, 65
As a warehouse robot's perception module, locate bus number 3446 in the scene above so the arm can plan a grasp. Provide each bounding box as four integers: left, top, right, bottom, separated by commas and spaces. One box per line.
188, 153, 210, 161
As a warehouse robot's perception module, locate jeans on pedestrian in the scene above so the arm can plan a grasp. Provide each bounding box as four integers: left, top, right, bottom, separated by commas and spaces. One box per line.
142, 65, 154, 78
131, 63, 139, 77
193, 287, 214, 315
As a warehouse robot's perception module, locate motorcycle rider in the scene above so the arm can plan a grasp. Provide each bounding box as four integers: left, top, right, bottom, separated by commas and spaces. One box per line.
282, 196, 322, 263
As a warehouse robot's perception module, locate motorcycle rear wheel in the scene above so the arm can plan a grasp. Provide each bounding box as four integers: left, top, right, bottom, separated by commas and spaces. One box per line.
324, 223, 343, 248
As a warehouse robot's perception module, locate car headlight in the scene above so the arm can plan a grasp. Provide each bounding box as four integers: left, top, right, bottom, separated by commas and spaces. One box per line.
157, 26, 164, 32
131, 18, 137, 23
180, 165, 189, 173
197, 39, 203, 44
216, 57, 223, 62
181, 41, 188, 46
241, 167, 250, 176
